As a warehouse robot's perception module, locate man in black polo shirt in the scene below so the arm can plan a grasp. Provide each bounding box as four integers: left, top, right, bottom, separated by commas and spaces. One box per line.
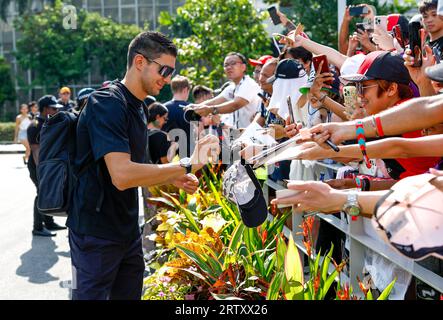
27, 95, 67, 236
66, 31, 218, 300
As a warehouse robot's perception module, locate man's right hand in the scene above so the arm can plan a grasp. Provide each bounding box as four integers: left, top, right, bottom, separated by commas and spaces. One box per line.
308, 122, 355, 145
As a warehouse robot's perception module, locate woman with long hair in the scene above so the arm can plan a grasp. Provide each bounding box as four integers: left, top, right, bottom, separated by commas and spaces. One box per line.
14, 104, 32, 164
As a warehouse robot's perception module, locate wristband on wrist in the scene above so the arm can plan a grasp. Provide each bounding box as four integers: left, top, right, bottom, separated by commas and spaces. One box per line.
355, 121, 372, 169
370, 116, 380, 138
318, 93, 328, 103
374, 115, 385, 137
355, 177, 362, 190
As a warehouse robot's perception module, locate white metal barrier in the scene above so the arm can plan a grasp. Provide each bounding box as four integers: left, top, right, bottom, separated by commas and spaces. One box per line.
263, 160, 443, 299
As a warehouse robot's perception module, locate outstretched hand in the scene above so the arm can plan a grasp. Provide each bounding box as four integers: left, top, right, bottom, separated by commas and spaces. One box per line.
271, 180, 346, 213
172, 173, 199, 194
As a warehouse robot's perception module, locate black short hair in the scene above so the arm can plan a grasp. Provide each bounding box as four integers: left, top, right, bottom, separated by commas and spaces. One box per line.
147, 102, 169, 123
192, 85, 213, 101
226, 52, 247, 64
419, 0, 438, 14
280, 47, 313, 63
28, 101, 37, 108
127, 31, 177, 69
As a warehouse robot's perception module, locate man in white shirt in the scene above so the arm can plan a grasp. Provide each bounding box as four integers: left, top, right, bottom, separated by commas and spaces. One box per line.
190, 52, 261, 130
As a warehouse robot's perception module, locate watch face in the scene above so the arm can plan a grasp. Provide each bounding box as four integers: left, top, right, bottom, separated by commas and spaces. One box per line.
180, 157, 191, 166
349, 206, 360, 217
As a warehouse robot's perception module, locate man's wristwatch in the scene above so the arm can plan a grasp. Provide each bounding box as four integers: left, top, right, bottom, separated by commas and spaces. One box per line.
179, 157, 192, 174
212, 106, 219, 115
342, 191, 361, 217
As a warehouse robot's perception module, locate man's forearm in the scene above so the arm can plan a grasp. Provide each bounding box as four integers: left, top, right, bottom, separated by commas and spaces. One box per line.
363, 95, 443, 137
338, 20, 350, 55
336, 95, 443, 141
323, 96, 348, 120
117, 162, 186, 190
299, 37, 348, 69
212, 100, 244, 114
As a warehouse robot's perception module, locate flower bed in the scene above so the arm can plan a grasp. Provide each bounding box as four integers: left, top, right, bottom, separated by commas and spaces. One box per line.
142, 164, 395, 300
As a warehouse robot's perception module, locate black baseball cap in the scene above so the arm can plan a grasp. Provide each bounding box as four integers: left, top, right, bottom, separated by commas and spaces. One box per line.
223, 161, 268, 228
38, 95, 63, 112
267, 58, 306, 84
340, 51, 411, 85
425, 63, 443, 83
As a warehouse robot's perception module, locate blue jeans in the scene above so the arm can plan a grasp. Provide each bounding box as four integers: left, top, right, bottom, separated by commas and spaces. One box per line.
69, 229, 144, 300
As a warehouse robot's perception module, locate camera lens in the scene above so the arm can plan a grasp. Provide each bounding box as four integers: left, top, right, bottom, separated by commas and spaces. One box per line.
184, 109, 202, 123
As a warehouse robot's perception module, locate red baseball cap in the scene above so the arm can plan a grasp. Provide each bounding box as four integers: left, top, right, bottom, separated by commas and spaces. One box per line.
248, 55, 274, 67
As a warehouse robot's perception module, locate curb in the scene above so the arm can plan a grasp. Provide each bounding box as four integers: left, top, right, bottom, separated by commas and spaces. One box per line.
0, 150, 25, 154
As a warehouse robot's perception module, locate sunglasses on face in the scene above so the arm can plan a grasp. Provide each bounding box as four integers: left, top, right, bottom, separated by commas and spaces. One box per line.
135, 51, 176, 78
356, 82, 378, 95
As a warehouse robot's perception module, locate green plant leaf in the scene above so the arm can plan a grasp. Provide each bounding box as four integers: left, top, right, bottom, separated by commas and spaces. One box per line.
276, 234, 287, 271
366, 289, 374, 300
283, 235, 304, 300
321, 243, 334, 284
146, 197, 175, 208
266, 271, 284, 300
377, 277, 397, 300
181, 207, 201, 234
176, 245, 216, 282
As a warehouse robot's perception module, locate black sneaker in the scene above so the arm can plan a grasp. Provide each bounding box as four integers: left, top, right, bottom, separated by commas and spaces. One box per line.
32, 227, 56, 237
45, 222, 67, 231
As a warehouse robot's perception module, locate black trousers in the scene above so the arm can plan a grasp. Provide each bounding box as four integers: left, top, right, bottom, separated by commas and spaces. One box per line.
27, 158, 54, 230
69, 229, 145, 300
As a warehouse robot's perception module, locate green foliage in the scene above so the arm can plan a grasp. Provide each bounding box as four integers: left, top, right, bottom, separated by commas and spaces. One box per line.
14, 1, 89, 86
0, 122, 15, 141
82, 12, 141, 80
159, 0, 271, 88
13, 0, 141, 87
0, 56, 16, 111
265, 0, 417, 49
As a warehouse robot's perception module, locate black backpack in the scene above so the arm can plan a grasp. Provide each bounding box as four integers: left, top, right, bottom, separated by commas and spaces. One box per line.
36, 85, 126, 216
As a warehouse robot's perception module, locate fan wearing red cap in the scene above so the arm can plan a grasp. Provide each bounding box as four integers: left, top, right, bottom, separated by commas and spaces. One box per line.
249, 55, 274, 83
340, 51, 440, 181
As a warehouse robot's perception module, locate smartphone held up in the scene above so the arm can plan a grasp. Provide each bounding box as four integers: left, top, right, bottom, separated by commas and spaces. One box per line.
408, 21, 423, 68
267, 6, 281, 25
312, 54, 332, 85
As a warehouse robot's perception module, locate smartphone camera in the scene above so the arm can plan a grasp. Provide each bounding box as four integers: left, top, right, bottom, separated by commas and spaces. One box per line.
184, 109, 202, 123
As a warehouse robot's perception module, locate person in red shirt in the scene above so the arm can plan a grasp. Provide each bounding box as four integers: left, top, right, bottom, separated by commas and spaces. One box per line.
310, 51, 440, 190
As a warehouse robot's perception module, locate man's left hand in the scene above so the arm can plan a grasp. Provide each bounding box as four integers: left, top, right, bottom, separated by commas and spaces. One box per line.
172, 173, 200, 194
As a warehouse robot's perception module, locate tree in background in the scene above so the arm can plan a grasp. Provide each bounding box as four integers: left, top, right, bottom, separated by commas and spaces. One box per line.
265, 0, 417, 49
82, 11, 140, 81
13, 0, 140, 87
159, 0, 271, 89
0, 56, 16, 120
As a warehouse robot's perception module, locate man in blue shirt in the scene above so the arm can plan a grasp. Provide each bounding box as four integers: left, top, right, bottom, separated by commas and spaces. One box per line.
163, 75, 192, 157
66, 31, 219, 300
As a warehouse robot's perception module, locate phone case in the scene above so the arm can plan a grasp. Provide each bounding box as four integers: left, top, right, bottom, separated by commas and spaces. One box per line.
374, 16, 388, 31
409, 21, 423, 67
312, 55, 332, 85
349, 6, 368, 16
268, 6, 281, 25
343, 86, 358, 119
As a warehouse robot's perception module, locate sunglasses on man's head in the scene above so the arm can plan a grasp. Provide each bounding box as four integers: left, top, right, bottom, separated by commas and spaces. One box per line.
135, 51, 176, 78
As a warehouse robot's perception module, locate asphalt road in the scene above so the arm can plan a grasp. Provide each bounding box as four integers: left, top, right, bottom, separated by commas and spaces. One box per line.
0, 154, 71, 300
